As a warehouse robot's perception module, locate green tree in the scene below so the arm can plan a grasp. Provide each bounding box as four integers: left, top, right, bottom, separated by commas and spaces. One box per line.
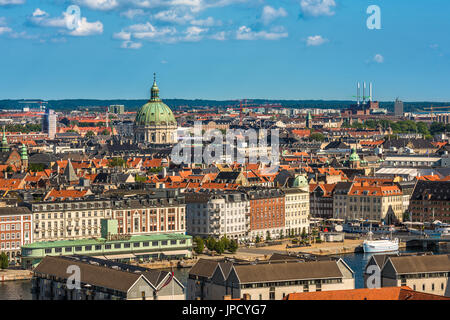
0, 252, 8, 269
266, 231, 271, 241
255, 235, 260, 243
101, 129, 110, 135
108, 157, 126, 167
86, 131, 95, 137
206, 237, 216, 251
301, 227, 307, 239
279, 230, 284, 239
310, 132, 325, 142
148, 167, 162, 173
29, 163, 45, 172
193, 237, 204, 254
214, 240, 225, 255
135, 175, 147, 182
221, 236, 231, 251
229, 240, 238, 253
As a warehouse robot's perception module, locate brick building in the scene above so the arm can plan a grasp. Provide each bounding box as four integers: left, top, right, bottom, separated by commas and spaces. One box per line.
409, 180, 450, 224
0, 207, 33, 265
245, 188, 285, 240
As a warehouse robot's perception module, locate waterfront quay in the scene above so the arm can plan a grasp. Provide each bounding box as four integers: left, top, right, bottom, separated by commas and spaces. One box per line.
0, 269, 33, 282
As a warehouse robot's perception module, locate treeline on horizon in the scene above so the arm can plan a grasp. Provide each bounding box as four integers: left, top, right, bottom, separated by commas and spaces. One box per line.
1, 99, 449, 113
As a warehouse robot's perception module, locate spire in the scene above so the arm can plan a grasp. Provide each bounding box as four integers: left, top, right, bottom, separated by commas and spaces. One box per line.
20, 143, 28, 160
64, 159, 78, 183
1, 126, 9, 153
150, 73, 161, 101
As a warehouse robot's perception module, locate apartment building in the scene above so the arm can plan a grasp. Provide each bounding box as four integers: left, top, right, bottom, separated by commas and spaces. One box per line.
27, 197, 112, 242
409, 180, 450, 224
245, 188, 285, 240
283, 188, 309, 236
346, 182, 404, 222
110, 190, 186, 236
185, 191, 249, 241
332, 182, 352, 220
380, 254, 450, 297
310, 184, 335, 219
188, 258, 355, 300
0, 207, 33, 265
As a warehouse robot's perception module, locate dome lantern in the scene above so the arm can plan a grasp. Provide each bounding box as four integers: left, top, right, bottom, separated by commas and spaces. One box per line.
150, 73, 161, 102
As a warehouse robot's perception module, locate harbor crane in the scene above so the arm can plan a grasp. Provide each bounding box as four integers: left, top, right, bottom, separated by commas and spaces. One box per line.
420, 106, 450, 121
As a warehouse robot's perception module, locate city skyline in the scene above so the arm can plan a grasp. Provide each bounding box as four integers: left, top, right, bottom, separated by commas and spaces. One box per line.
0, 0, 449, 101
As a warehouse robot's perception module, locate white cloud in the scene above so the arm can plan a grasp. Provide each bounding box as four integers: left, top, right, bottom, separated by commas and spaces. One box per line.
29, 9, 103, 36
300, 0, 336, 17
74, 0, 119, 11
373, 54, 384, 63
0, 0, 25, 5
0, 26, 12, 34
69, 17, 103, 36
126, 22, 176, 41
306, 35, 327, 46
113, 30, 131, 40
32, 8, 48, 17
210, 30, 226, 40
261, 6, 287, 25
183, 25, 206, 41
153, 9, 193, 24
236, 25, 288, 40
120, 9, 145, 19
191, 17, 219, 27
121, 40, 142, 49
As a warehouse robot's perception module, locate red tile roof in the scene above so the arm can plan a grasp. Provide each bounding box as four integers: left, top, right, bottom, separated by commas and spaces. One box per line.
284, 286, 450, 300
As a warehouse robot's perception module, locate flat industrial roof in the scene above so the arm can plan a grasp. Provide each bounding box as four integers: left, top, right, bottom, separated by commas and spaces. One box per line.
22, 233, 191, 249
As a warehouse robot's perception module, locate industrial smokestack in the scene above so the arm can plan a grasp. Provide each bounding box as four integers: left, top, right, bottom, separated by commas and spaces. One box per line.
363, 82, 366, 104
369, 82, 373, 102
357, 82, 360, 106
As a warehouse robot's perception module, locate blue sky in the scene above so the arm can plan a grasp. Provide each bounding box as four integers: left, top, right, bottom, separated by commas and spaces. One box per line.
0, 0, 449, 101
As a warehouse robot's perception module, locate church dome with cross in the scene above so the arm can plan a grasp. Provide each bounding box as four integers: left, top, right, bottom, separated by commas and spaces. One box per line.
134, 74, 177, 145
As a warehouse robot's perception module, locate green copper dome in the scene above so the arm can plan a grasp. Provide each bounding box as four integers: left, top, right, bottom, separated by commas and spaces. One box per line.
135, 74, 176, 126
349, 148, 360, 162
293, 175, 308, 188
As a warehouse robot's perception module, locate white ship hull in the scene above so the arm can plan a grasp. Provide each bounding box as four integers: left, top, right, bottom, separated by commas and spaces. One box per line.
363, 239, 399, 253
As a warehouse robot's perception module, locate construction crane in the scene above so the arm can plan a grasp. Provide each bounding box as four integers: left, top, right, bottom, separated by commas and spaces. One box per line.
420, 106, 450, 121
227, 100, 257, 125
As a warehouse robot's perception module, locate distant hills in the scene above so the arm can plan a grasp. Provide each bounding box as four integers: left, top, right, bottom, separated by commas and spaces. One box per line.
1, 99, 449, 113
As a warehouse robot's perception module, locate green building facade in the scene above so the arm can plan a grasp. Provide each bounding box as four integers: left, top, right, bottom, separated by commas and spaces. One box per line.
22, 233, 192, 269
